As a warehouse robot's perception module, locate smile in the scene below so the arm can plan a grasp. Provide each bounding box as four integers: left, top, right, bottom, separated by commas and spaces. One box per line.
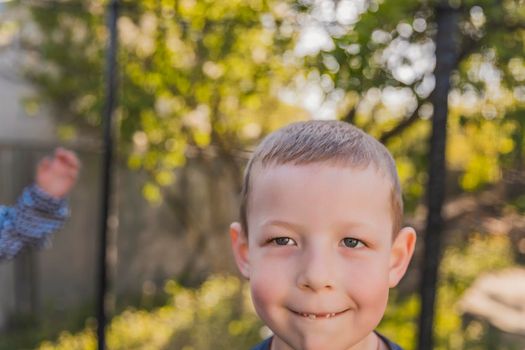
291, 309, 349, 320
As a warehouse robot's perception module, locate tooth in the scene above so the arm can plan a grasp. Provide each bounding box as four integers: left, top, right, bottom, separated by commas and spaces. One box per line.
308, 314, 316, 320
325, 314, 330, 319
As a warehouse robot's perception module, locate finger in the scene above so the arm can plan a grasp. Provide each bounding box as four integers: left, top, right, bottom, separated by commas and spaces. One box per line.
53, 147, 67, 160
55, 160, 80, 178
55, 147, 70, 159
55, 149, 80, 169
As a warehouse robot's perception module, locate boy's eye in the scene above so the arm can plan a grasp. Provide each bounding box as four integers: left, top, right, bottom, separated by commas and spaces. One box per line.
270, 237, 295, 246
341, 237, 364, 248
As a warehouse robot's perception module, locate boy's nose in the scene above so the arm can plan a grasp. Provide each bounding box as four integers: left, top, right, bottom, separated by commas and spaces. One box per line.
296, 249, 335, 292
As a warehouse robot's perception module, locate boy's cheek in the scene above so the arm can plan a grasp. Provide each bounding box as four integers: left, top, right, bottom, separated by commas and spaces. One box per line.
250, 263, 288, 302
251, 282, 272, 312
251, 281, 273, 316
249, 269, 290, 328
341, 264, 391, 305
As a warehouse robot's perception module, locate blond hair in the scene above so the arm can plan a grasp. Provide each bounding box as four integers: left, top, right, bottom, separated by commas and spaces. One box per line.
240, 120, 403, 235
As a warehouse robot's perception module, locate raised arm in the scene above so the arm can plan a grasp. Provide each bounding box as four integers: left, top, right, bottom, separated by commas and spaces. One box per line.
0, 148, 79, 260
0, 186, 68, 260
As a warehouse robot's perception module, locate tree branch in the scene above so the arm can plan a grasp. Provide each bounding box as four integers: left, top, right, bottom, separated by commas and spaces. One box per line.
341, 106, 356, 124
379, 102, 422, 144
456, 35, 480, 66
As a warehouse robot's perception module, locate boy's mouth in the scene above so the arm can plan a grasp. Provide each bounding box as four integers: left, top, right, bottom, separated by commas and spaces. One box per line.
291, 309, 349, 320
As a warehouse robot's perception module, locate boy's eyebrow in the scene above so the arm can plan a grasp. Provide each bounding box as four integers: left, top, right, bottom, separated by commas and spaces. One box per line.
261, 219, 374, 232
260, 219, 305, 232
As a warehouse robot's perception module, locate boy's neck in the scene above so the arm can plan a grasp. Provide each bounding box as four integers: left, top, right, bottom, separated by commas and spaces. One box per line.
269, 331, 387, 350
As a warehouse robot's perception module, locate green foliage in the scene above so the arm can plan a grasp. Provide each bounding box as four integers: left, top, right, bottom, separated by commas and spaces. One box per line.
20, 0, 525, 211
23, 0, 305, 201
299, 0, 525, 205
0, 301, 95, 350
379, 234, 514, 350
37, 275, 263, 350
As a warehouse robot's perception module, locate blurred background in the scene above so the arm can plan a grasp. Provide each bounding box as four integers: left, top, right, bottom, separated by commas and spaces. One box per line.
0, 0, 524, 349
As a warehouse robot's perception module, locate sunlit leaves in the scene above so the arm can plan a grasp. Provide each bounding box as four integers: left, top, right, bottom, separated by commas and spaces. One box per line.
22, 0, 525, 209
38, 275, 262, 350
297, 0, 525, 207
24, 0, 301, 204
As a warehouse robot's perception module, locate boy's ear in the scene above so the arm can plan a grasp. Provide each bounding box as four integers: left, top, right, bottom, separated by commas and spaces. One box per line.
230, 222, 250, 279
388, 226, 417, 288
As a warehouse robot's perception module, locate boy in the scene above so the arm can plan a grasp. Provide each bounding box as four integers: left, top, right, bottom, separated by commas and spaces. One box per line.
0, 148, 80, 260
230, 120, 417, 350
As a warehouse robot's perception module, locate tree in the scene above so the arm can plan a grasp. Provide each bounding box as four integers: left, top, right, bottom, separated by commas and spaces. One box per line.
22, 0, 525, 209
21, 0, 304, 198
295, 0, 524, 206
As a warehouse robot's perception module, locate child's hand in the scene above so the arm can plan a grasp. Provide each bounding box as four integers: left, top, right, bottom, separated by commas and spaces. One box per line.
36, 148, 80, 199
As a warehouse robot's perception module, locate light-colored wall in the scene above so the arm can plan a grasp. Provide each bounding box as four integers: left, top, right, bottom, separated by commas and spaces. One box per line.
0, 4, 56, 144
0, 81, 56, 143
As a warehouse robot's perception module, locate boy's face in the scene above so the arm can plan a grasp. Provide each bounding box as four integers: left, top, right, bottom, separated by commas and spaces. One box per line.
231, 163, 416, 350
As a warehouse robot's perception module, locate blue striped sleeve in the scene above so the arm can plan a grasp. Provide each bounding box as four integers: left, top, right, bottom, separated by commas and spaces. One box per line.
0, 184, 68, 260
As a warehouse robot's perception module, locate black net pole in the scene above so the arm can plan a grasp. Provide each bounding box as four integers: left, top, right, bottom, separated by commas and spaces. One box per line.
416, 4, 459, 350
97, 1, 118, 349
